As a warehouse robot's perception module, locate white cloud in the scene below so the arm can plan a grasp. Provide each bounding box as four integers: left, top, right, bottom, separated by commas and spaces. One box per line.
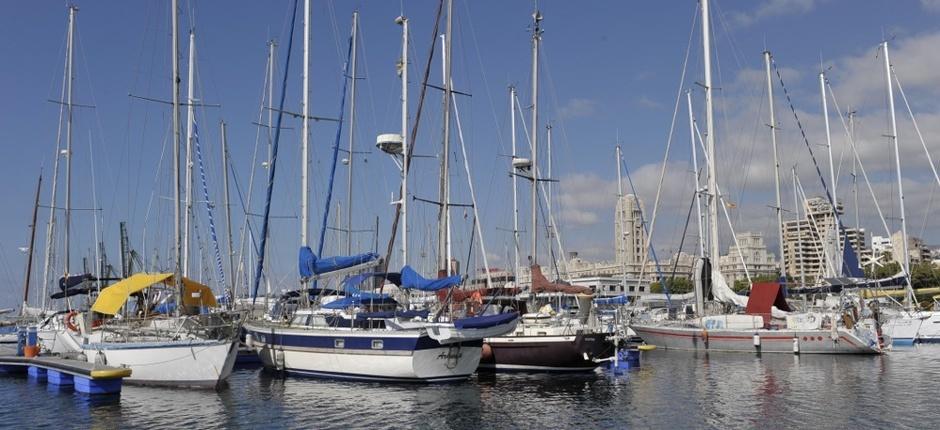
557, 98, 597, 119
727, 0, 822, 28
921, 0, 940, 12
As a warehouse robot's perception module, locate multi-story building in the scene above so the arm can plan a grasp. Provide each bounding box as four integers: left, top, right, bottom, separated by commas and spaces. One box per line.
719, 232, 778, 284
615, 194, 648, 278
889, 231, 931, 265
782, 197, 869, 284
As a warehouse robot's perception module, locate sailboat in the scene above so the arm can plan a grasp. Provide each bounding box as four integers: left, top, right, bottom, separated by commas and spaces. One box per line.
478, 9, 615, 372
630, 0, 880, 355
37, 1, 239, 388
242, 1, 516, 382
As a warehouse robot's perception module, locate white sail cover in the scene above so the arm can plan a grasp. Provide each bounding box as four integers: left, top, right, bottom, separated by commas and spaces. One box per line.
711, 269, 748, 308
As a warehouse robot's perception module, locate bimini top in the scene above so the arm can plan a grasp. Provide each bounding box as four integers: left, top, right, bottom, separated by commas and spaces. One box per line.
400, 266, 461, 292
91, 273, 218, 315
299, 246, 379, 277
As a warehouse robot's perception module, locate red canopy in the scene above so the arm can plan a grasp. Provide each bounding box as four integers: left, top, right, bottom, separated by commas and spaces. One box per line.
745, 282, 791, 325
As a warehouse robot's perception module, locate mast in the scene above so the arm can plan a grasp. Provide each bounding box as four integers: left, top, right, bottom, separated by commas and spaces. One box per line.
397, 15, 409, 266
22, 175, 42, 315
686, 91, 705, 258
616, 145, 627, 290
171, 0, 183, 308
510, 86, 520, 276
301, 0, 310, 251
345, 11, 359, 255
850, 111, 859, 234
793, 168, 805, 287
547, 123, 554, 267
64, 5, 76, 278
184, 30, 196, 276
701, 0, 719, 266
883, 41, 912, 306
764, 51, 785, 281
530, 8, 542, 267
438, 0, 454, 276
221, 120, 235, 303
819, 70, 840, 277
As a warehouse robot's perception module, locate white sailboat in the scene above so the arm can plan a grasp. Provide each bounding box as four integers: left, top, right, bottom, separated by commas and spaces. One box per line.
630, 0, 880, 355
38, 1, 239, 388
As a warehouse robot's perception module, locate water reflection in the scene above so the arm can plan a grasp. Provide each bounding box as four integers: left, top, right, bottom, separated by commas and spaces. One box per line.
1, 346, 939, 428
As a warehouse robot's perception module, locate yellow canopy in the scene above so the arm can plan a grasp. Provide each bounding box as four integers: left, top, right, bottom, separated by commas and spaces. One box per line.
90, 273, 218, 315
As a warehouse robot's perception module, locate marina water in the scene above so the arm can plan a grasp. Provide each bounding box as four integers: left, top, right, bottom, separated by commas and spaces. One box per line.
2, 345, 938, 429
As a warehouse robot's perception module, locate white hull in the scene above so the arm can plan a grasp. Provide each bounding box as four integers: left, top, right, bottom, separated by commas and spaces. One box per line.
82, 339, 238, 388
881, 314, 923, 345
244, 323, 483, 382
632, 324, 880, 354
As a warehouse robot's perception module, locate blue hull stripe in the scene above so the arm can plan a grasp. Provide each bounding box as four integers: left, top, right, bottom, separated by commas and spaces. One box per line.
245, 328, 482, 351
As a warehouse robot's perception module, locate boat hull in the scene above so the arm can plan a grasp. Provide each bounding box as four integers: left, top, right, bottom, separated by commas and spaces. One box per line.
82, 339, 239, 388
243, 323, 483, 383
478, 332, 614, 372
631, 324, 880, 354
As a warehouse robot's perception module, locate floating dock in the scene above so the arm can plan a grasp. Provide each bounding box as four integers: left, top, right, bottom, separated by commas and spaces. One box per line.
0, 355, 132, 394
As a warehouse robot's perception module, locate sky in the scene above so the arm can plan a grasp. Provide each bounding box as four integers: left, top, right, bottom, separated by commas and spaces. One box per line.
2, 0, 940, 309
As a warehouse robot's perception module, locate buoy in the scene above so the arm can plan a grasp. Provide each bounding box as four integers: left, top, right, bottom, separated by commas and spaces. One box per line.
792, 337, 800, 354
638, 344, 657, 351
753, 333, 761, 352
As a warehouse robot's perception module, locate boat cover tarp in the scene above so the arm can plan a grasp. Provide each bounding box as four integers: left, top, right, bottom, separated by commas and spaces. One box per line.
790, 272, 908, 295
298, 246, 379, 277
341, 272, 403, 292
594, 295, 630, 305
436, 287, 482, 303
400, 265, 461, 291
745, 282, 791, 325
530, 264, 593, 295
91, 273, 217, 315
321, 293, 397, 310
58, 273, 95, 291
454, 312, 518, 329
50, 286, 92, 300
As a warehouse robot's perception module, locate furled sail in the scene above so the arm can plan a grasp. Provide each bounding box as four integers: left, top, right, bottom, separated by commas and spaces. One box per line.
400, 265, 461, 291
298, 246, 379, 277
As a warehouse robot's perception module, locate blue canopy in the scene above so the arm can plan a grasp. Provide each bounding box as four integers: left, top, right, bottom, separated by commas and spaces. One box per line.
594, 295, 630, 305
454, 312, 518, 329
400, 265, 461, 292
321, 293, 397, 310
299, 246, 378, 277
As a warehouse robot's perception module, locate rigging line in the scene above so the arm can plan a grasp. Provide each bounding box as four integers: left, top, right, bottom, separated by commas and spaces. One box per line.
664, 190, 700, 299
193, 122, 227, 289
633, 3, 698, 291
252, 0, 299, 304
316, 35, 354, 259
381, 0, 445, 280
893, 68, 940, 191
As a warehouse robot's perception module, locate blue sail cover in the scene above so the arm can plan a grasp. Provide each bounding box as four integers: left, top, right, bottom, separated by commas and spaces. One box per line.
321, 293, 397, 310
400, 265, 461, 291
454, 312, 518, 329
841, 235, 864, 278
594, 295, 630, 305
299, 246, 378, 277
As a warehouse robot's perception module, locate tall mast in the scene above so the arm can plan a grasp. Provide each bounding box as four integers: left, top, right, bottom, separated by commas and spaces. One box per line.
616, 144, 625, 278
171, 0, 183, 306
510, 86, 520, 276
184, 30, 196, 276
345, 11, 359, 255
438, 0, 454, 276
397, 15, 409, 266
530, 9, 542, 267
764, 51, 785, 280
819, 70, 840, 276
792, 167, 805, 286
883, 41, 911, 306
546, 123, 554, 265
850, 111, 859, 233
64, 5, 77, 277
220, 120, 235, 303
23, 175, 42, 315
701, 0, 719, 265
686, 91, 705, 259
301, 0, 310, 250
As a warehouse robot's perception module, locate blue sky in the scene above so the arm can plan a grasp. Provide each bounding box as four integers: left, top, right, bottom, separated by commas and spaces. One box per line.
2, 0, 940, 308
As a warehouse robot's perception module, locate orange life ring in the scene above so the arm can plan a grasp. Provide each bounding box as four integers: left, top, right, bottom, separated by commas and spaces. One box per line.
65, 310, 80, 333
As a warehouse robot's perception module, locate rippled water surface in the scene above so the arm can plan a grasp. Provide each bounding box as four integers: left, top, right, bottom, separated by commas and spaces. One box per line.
2, 346, 939, 429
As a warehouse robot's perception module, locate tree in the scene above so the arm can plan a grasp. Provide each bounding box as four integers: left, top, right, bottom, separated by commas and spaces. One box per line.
650, 277, 693, 294
910, 261, 940, 289
864, 252, 901, 280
